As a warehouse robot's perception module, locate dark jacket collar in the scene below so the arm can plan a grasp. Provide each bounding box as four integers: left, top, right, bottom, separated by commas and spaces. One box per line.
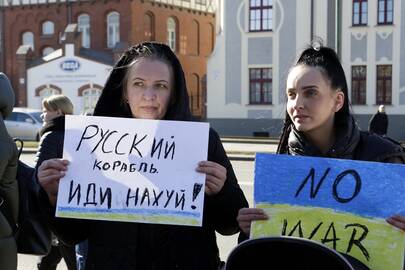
288, 116, 360, 159
40, 115, 65, 137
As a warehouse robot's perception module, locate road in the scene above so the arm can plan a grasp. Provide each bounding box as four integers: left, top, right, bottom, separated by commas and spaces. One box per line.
17, 152, 258, 269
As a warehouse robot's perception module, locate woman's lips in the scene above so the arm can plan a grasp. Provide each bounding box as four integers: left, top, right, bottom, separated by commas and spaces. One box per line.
141, 106, 158, 113
294, 115, 309, 121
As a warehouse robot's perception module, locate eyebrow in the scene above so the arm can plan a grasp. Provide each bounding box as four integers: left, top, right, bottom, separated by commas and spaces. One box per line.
131, 77, 169, 84
155, 80, 169, 83
302, 85, 318, 90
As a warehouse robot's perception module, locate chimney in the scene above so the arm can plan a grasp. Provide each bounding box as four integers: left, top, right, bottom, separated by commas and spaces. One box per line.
62, 23, 82, 55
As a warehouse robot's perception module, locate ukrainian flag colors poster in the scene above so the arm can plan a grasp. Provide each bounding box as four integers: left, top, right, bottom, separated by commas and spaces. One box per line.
252, 154, 405, 270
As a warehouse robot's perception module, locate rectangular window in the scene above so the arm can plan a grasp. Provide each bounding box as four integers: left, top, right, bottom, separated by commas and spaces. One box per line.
249, 0, 273, 32
195, 0, 206, 4
249, 68, 272, 104
353, 0, 368, 26
351, 66, 367, 105
376, 65, 392, 104
378, 0, 393, 24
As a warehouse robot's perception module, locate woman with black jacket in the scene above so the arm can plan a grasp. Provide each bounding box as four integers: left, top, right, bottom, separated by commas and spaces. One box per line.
237, 45, 405, 268
36, 42, 248, 270
35, 94, 77, 270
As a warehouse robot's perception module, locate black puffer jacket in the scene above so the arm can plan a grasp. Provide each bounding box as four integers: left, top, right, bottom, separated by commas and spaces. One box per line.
34, 116, 65, 169
40, 43, 248, 270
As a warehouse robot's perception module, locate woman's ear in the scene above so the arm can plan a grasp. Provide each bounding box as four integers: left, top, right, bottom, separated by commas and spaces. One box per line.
334, 90, 345, 112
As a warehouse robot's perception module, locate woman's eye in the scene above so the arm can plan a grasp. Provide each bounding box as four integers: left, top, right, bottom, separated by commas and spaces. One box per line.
306, 89, 317, 96
133, 81, 144, 87
287, 92, 296, 98
156, 84, 168, 89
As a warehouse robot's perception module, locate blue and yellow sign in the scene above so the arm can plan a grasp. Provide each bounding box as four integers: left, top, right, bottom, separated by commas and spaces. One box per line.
252, 153, 405, 270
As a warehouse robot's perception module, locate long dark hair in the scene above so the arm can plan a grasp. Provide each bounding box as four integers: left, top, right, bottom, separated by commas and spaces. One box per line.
277, 45, 351, 153
94, 42, 192, 121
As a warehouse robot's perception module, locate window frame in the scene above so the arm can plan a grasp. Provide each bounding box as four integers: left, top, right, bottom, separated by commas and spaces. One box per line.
377, 0, 393, 25
107, 11, 120, 49
352, 0, 368, 26
351, 65, 367, 105
249, 67, 273, 105
376, 65, 392, 105
22, 31, 34, 50
249, 0, 273, 32
78, 13, 91, 48
167, 17, 177, 52
83, 88, 102, 113
42, 46, 54, 56
42, 21, 55, 35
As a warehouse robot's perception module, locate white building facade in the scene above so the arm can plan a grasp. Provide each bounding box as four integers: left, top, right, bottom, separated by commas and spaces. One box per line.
208, 0, 405, 140
26, 37, 112, 114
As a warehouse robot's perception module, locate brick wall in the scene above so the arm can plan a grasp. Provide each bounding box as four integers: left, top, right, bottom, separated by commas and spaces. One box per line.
2, 0, 214, 118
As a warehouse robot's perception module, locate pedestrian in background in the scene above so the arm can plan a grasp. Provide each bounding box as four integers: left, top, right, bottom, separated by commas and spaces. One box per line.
0, 73, 19, 270
36, 42, 248, 270
368, 104, 388, 136
35, 94, 77, 270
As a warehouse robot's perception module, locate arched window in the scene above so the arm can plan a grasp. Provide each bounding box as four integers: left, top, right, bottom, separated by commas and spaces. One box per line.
167, 17, 177, 51
144, 12, 155, 41
78, 14, 91, 48
42, 21, 54, 35
38, 86, 60, 98
107, 11, 120, 48
22, 31, 34, 50
83, 88, 102, 113
42, 47, 54, 56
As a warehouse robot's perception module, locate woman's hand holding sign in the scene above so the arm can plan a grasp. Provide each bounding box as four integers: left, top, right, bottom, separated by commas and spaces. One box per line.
386, 215, 405, 231
37, 158, 69, 207
196, 161, 226, 195
237, 208, 269, 236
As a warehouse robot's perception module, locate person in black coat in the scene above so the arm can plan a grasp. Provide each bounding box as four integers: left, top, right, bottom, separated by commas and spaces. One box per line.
236, 45, 405, 269
368, 104, 388, 135
35, 95, 77, 270
0, 73, 19, 270
36, 42, 248, 270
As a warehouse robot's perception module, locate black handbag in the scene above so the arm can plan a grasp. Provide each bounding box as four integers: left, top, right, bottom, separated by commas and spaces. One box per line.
14, 139, 52, 255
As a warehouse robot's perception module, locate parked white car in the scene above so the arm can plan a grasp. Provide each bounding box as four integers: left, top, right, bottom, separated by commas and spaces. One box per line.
5, 107, 43, 141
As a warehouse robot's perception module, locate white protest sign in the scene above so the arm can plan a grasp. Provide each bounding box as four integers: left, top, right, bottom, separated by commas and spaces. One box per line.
56, 115, 209, 226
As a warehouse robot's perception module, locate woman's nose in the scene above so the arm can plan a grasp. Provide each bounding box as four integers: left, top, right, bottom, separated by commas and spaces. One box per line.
293, 95, 304, 110
143, 87, 156, 100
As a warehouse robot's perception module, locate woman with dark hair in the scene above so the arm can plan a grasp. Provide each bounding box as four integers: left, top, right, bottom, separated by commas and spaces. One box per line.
37, 42, 248, 270
237, 44, 405, 259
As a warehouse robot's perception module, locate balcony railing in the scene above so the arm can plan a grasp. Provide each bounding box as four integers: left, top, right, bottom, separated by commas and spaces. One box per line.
0, 0, 216, 13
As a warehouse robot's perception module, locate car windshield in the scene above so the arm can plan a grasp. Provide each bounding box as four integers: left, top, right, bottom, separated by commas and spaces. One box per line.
31, 112, 43, 124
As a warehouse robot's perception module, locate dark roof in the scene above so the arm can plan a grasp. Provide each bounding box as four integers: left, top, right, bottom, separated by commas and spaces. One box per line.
79, 48, 114, 65
27, 47, 114, 68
